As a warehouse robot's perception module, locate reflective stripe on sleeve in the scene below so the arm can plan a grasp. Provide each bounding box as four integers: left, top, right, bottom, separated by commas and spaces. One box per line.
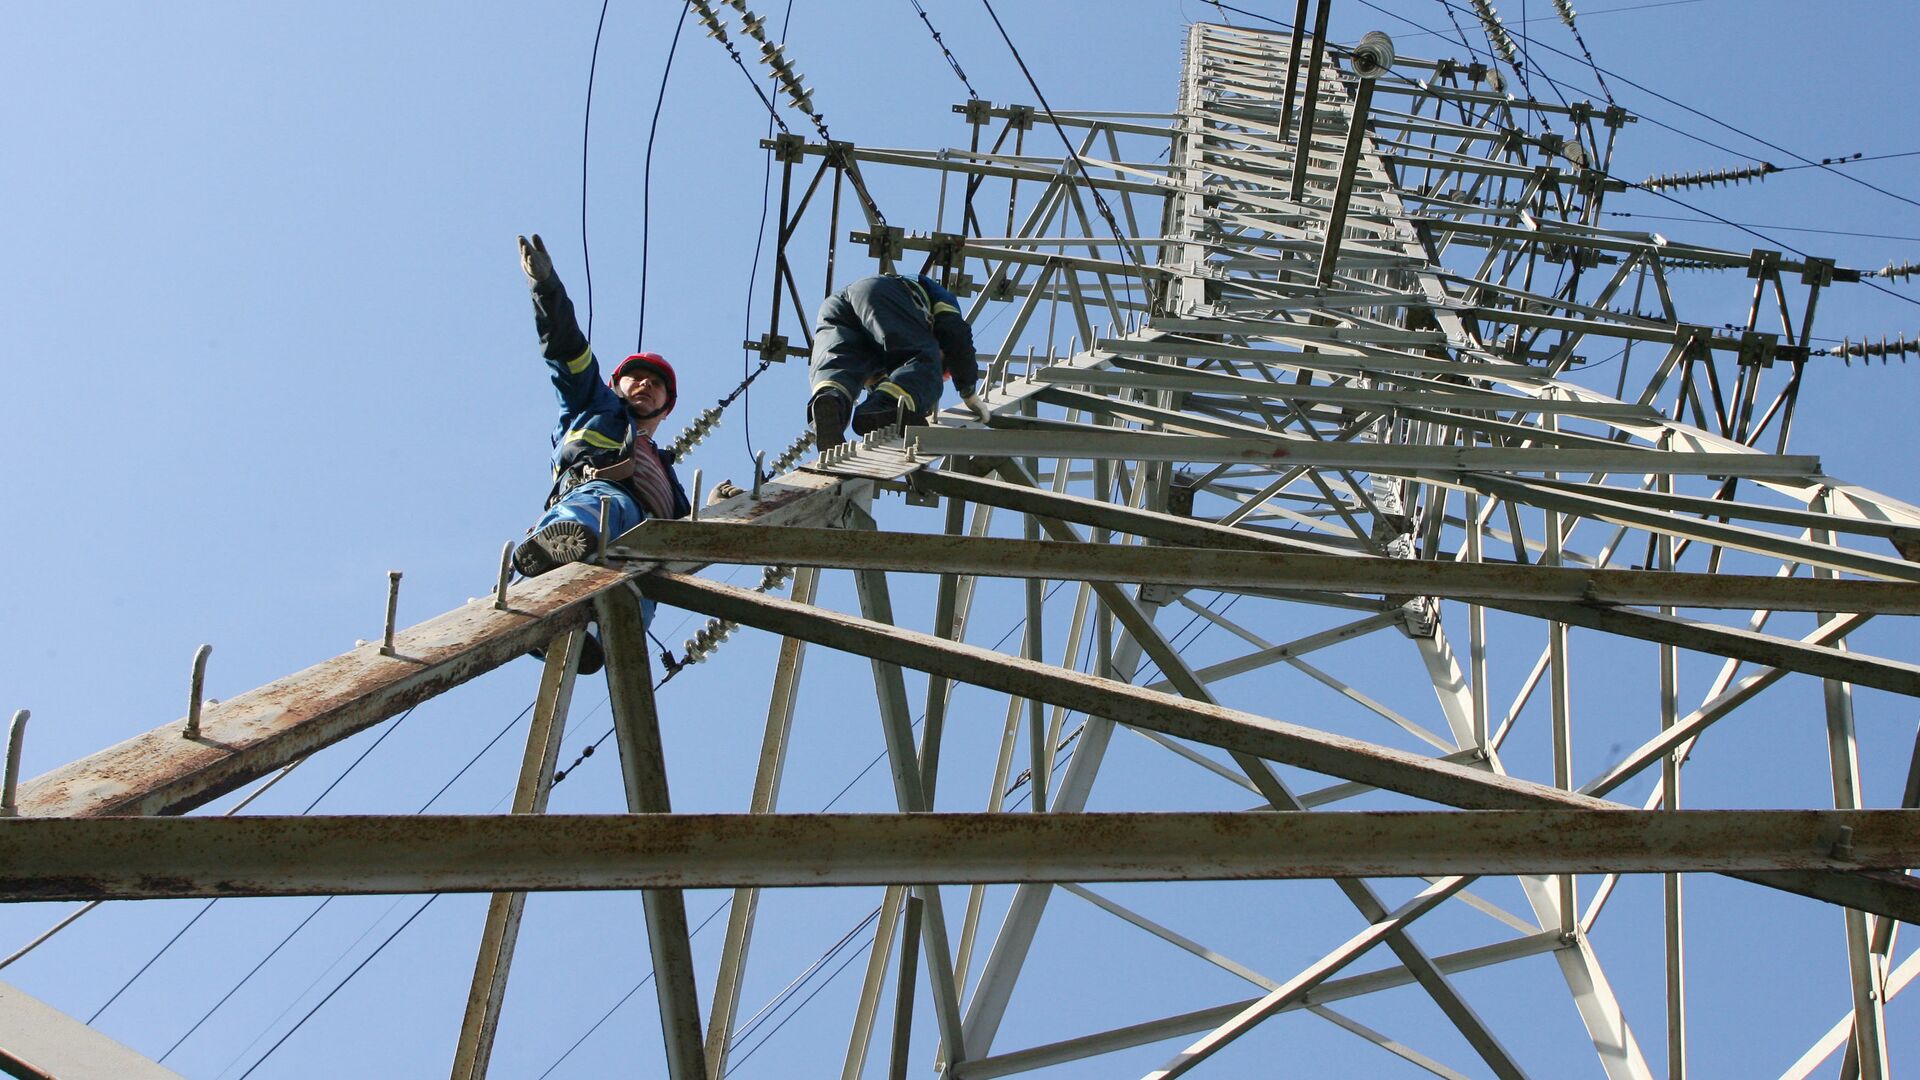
566, 347, 594, 375
565, 428, 625, 451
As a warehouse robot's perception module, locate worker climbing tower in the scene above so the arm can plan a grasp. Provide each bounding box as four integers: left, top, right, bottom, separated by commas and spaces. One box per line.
5, 14, 1918, 1079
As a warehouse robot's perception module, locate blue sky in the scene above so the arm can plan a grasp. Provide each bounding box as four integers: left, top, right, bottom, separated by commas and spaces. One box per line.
3, 1, 1918, 1077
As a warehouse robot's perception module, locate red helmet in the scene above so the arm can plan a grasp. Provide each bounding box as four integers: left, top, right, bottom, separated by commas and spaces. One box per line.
609, 352, 677, 416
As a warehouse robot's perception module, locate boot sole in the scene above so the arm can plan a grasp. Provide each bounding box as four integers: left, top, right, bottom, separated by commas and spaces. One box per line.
513, 520, 594, 578
812, 393, 851, 450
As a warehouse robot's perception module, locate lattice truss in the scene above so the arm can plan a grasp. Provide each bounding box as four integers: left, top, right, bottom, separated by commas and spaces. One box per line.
7, 19, 1919, 1080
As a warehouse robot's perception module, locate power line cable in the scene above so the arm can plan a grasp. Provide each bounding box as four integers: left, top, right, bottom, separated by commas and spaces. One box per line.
1603, 211, 1920, 244
978, 0, 1156, 311
908, 0, 980, 98
1776, 150, 1920, 173
637, 1, 695, 349
86, 706, 417, 1025
580, 0, 614, 340
721, 919, 875, 1074
234, 895, 441, 1079
740, 0, 798, 475
531, 898, 739, 1079
532, 579, 1069, 1075
163, 700, 534, 1063
1430, 0, 1920, 212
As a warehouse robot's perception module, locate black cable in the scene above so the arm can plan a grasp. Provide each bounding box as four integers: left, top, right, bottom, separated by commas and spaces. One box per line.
1433, 1, 1920, 213
235, 895, 441, 1079
723, 905, 879, 1056
87, 706, 418, 1025
533, 578, 1068, 1075
908, 0, 980, 98
722, 922, 873, 1074
1604, 211, 1920, 244
1620, 177, 1920, 310
978, 0, 1150, 305
581, 0, 613, 340
637, 1, 694, 350
162, 701, 532, 1062
739, 2, 795, 474
532, 897, 738, 1079
1393, 0, 1700, 39
1777, 150, 1920, 173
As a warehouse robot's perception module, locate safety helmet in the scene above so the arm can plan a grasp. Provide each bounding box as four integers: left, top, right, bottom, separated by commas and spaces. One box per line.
609, 352, 677, 417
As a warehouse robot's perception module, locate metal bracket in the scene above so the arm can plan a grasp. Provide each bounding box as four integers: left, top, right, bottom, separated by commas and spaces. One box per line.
1738, 330, 1780, 369
770, 131, 807, 164
955, 97, 993, 125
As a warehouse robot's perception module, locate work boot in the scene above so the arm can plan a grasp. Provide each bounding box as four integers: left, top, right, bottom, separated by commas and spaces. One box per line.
851, 394, 927, 436
529, 629, 605, 676
512, 519, 595, 578
810, 390, 850, 451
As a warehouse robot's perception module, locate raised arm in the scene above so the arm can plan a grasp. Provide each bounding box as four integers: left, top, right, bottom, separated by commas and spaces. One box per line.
520, 234, 617, 421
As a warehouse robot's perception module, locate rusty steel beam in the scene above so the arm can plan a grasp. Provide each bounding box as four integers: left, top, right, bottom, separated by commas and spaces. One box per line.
1, 810, 1916, 900
11, 472, 861, 820
638, 571, 1920, 922
614, 520, 1920, 614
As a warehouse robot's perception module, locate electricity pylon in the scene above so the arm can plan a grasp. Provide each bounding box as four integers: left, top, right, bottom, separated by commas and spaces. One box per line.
6, 17, 1918, 1080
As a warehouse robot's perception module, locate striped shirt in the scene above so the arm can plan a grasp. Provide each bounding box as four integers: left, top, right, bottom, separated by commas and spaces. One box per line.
628, 435, 677, 520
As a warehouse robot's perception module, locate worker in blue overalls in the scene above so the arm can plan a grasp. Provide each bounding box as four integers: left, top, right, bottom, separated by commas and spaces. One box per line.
806, 272, 987, 449
512, 234, 690, 672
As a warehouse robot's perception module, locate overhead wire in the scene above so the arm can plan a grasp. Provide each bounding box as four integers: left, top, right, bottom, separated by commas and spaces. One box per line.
531, 578, 1070, 1075
1603, 211, 1920, 244
908, 0, 980, 98
163, 700, 535, 1064
580, 0, 614, 340
739, 0, 799, 476
233, 895, 441, 1080
1432, 1, 1920, 212
0, 756, 308, 973
977, 0, 1153, 300
85, 705, 419, 1026
636, 1, 695, 349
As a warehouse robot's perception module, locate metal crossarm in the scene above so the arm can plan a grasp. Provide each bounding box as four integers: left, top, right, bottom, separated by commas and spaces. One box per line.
11, 16, 1920, 1080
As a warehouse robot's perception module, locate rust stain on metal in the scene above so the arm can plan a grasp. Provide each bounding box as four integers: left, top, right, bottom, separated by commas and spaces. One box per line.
15, 565, 614, 819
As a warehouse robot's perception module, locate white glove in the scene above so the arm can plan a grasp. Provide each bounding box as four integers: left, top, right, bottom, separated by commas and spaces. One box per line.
962, 393, 990, 423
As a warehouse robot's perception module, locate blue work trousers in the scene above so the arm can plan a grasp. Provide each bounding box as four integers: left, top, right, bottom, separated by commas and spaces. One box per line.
809, 276, 945, 416
533, 479, 656, 623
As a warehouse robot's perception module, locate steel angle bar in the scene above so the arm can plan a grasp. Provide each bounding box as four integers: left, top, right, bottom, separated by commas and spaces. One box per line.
639, 570, 1616, 812
639, 571, 1920, 922
910, 466, 1355, 557
1492, 599, 1920, 697
615, 521, 1920, 614
951, 933, 1565, 1079
9, 810, 1920, 899
1101, 358, 1660, 422
849, 562, 969, 1067
13, 469, 861, 820
784, 140, 1168, 197
1521, 476, 1920, 545
1107, 334, 1546, 380
704, 564, 822, 1079
597, 585, 704, 1080
449, 628, 583, 1080
1469, 475, 1920, 582
910, 427, 1821, 477
1147, 877, 1476, 1079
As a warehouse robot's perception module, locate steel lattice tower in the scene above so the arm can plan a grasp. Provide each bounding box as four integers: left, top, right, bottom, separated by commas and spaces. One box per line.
5, 17, 1918, 1080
